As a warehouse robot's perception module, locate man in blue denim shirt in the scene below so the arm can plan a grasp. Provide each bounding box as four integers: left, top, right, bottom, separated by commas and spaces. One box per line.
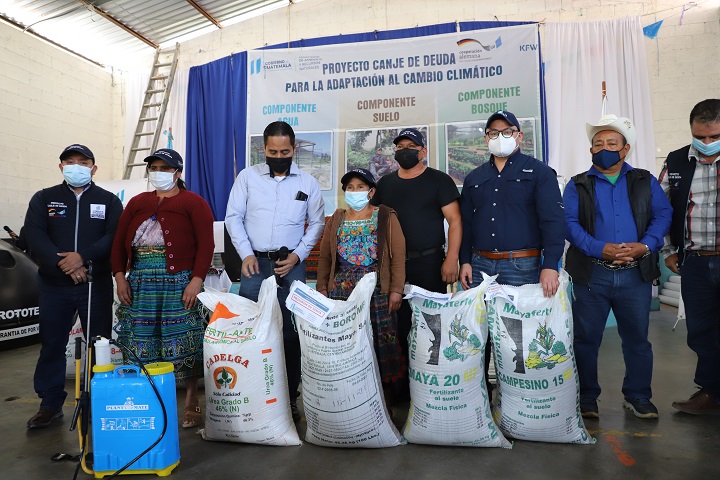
459, 110, 565, 397
564, 113, 672, 419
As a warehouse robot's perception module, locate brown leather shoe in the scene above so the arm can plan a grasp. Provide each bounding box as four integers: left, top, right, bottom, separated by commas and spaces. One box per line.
672, 390, 720, 415
27, 408, 63, 429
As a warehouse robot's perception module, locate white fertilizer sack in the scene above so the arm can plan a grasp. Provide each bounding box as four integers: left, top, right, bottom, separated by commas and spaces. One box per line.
403, 277, 510, 448
486, 270, 593, 444
291, 272, 403, 448
197, 277, 301, 446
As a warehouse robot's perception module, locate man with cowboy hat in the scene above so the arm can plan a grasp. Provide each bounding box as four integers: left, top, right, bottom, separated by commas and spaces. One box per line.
564, 113, 672, 419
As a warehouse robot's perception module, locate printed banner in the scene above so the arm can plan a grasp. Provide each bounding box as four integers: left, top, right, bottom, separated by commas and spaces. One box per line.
247, 24, 541, 209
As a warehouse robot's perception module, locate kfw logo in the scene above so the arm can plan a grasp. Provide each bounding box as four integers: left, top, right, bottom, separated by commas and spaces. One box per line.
250, 58, 262, 74
519, 44, 538, 51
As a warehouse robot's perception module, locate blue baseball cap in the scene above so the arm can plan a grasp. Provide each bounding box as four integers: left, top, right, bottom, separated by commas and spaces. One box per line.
341, 168, 376, 190
144, 148, 184, 171
486, 110, 521, 130
60, 144, 95, 163
393, 128, 426, 148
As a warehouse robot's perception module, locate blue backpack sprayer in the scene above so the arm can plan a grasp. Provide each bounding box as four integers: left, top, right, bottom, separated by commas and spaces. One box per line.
68, 263, 180, 478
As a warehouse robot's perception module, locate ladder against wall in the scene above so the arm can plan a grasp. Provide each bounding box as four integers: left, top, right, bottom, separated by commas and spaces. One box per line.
123, 44, 180, 179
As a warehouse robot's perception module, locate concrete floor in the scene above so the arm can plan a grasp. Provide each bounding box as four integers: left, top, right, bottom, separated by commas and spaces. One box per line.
2, 307, 719, 480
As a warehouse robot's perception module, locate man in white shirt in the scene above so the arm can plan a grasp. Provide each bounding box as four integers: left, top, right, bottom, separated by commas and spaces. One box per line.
225, 121, 325, 421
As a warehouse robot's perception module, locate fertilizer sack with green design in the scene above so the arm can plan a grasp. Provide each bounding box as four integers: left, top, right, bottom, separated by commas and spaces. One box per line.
486, 270, 593, 444
197, 277, 301, 445
403, 276, 511, 447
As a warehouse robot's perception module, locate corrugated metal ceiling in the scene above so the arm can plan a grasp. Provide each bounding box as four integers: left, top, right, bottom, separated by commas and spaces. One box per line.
0, 0, 291, 69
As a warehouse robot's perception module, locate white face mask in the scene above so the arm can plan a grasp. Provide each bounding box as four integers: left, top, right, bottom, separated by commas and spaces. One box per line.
148, 171, 177, 191
487, 135, 518, 158
62, 164, 93, 187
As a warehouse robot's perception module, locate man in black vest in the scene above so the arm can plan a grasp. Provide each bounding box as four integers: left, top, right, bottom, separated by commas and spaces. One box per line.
660, 99, 720, 415
564, 114, 672, 419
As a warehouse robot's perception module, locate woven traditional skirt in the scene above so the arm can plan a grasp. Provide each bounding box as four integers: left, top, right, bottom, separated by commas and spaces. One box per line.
329, 263, 406, 383
116, 248, 205, 380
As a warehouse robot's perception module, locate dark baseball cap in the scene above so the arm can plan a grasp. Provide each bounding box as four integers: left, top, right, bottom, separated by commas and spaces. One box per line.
393, 128, 426, 148
143, 148, 184, 170
60, 144, 95, 162
486, 110, 521, 130
341, 168, 376, 190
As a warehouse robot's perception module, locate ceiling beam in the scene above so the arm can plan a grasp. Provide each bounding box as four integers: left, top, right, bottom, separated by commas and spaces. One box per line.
77, 0, 158, 49
185, 0, 222, 29
0, 14, 105, 68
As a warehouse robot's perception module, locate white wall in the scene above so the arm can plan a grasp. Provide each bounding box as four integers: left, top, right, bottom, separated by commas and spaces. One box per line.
0, 20, 118, 231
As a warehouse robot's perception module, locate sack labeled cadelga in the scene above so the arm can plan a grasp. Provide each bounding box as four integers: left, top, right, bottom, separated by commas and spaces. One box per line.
197, 276, 301, 446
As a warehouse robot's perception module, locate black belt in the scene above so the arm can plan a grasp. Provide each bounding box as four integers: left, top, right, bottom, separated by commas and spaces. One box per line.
591, 258, 638, 270
406, 246, 444, 260
254, 249, 293, 260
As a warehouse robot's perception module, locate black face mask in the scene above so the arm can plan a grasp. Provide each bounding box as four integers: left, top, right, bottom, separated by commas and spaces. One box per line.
266, 157, 293, 176
394, 148, 420, 170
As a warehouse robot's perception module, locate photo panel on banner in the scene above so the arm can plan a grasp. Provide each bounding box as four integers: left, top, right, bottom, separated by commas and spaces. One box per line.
249, 131, 335, 191
445, 118, 536, 186
345, 125, 429, 182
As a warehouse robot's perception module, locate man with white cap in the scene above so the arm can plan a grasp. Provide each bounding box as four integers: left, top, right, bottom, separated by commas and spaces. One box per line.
564, 114, 672, 419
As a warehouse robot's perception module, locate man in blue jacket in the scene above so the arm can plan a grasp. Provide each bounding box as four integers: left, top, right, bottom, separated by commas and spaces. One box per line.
564, 114, 672, 419
459, 110, 566, 396
23, 144, 123, 428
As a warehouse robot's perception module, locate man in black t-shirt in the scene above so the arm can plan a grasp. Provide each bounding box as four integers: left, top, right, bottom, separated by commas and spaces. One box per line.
372, 128, 461, 398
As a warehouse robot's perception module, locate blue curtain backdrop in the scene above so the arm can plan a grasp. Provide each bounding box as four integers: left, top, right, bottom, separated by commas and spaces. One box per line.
186, 21, 545, 219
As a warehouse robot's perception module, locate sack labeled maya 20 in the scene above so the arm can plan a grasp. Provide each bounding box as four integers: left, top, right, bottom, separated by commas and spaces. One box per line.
403, 277, 510, 448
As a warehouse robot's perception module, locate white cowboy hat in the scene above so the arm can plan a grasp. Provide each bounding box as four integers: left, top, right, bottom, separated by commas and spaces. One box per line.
586, 114, 635, 152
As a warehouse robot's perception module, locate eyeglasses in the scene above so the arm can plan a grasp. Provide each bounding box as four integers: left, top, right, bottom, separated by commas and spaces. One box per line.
147, 166, 177, 173
485, 128, 519, 139
394, 143, 422, 151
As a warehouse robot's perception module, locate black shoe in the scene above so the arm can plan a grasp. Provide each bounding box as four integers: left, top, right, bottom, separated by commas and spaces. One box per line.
580, 399, 599, 418
27, 408, 63, 429
623, 398, 659, 419
290, 401, 301, 422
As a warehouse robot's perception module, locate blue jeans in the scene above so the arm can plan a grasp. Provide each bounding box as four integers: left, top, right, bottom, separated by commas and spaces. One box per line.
238, 258, 306, 402
680, 254, 720, 397
34, 277, 114, 411
469, 253, 540, 287
572, 264, 652, 401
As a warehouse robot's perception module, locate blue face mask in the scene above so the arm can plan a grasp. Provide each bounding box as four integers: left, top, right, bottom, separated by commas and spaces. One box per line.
62, 164, 93, 187
591, 149, 622, 170
692, 138, 720, 157
345, 191, 370, 211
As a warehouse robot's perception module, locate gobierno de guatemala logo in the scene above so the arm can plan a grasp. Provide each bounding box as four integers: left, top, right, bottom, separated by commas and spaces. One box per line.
250, 56, 293, 75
